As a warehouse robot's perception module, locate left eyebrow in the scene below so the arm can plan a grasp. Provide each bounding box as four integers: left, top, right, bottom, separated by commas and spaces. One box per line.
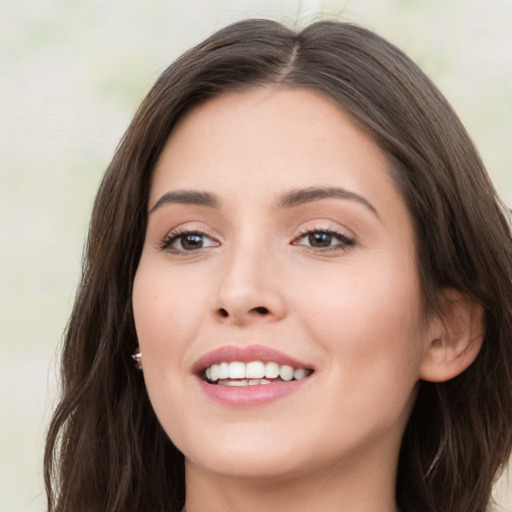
278, 186, 379, 218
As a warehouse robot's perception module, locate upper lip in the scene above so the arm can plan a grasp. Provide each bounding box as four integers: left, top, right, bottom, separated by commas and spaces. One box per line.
192, 344, 313, 375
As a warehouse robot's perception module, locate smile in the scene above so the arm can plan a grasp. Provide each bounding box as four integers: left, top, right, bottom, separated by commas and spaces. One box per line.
204, 361, 312, 385
194, 345, 315, 405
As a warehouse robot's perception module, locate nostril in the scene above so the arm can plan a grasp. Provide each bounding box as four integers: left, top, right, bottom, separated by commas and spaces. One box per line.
215, 306, 271, 320
251, 306, 269, 315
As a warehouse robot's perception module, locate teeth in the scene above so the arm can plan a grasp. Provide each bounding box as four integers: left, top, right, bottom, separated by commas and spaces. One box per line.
204, 361, 311, 384
294, 368, 308, 380
265, 361, 279, 378
279, 365, 294, 381
246, 361, 265, 379
219, 378, 272, 386
218, 362, 229, 379
228, 361, 245, 379
250, 379, 271, 385
223, 379, 248, 386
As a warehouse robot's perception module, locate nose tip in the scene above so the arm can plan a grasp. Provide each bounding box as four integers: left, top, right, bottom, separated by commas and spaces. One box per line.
212, 238, 287, 325
213, 262, 286, 324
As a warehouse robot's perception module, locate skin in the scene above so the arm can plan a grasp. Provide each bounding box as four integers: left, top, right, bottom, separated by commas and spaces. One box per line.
132, 87, 453, 512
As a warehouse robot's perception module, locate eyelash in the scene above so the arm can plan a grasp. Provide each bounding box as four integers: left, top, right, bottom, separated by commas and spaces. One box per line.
159, 228, 219, 253
159, 227, 355, 254
293, 227, 355, 252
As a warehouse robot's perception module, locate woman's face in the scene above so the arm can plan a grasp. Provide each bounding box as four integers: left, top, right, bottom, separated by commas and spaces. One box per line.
133, 87, 434, 482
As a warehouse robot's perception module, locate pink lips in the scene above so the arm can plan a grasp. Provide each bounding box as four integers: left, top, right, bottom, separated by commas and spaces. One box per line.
192, 345, 314, 407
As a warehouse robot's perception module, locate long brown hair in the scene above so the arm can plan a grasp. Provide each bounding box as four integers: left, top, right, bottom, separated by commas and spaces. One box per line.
45, 19, 512, 512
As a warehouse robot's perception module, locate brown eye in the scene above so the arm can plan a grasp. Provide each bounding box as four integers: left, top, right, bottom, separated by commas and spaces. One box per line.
161, 231, 219, 252
308, 232, 332, 247
180, 234, 205, 250
294, 229, 355, 251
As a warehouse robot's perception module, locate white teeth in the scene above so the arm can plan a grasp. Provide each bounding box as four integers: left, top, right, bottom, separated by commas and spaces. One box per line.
204, 361, 312, 384
228, 361, 245, 379
246, 361, 265, 379
218, 362, 229, 379
224, 379, 248, 386
265, 361, 280, 378
220, 378, 272, 386
279, 365, 294, 381
249, 379, 271, 385
294, 368, 307, 380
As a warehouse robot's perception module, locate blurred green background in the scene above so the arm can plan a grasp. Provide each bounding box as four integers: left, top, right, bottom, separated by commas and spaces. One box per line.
1, 1, 511, 511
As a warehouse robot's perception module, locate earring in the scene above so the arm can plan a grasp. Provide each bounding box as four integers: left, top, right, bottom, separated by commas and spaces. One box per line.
131, 347, 143, 370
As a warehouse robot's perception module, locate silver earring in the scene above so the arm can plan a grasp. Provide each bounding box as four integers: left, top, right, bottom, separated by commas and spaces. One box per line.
132, 348, 143, 370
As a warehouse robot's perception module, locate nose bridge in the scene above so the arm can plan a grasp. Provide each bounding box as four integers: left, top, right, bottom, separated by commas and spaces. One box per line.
214, 228, 285, 324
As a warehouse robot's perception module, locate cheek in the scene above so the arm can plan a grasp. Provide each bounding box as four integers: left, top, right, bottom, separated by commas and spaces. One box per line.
295, 257, 426, 391
133, 261, 205, 341
132, 263, 208, 388
132, 264, 207, 437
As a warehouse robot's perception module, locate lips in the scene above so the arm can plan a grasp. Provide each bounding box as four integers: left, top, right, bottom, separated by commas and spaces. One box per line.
193, 345, 314, 406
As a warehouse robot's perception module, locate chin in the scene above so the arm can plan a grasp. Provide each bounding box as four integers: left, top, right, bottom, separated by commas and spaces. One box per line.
172, 422, 313, 480
186, 445, 312, 482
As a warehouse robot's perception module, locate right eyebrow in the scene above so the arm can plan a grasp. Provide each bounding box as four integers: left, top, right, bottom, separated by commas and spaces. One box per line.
149, 189, 219, 213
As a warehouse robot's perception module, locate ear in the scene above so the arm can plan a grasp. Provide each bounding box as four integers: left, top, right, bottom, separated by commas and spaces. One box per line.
420, 289, 485, 382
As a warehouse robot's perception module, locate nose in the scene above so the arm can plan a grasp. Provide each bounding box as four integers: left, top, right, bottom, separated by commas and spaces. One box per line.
213, 239, 287, 326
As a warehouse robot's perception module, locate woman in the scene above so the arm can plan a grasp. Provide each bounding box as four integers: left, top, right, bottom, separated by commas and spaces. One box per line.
44, 19, 512, 512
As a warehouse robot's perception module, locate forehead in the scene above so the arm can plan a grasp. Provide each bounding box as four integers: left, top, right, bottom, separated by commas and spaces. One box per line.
150, 86, 403, 217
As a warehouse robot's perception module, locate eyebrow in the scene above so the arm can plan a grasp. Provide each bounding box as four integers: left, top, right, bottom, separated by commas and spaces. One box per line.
278, 186, 379, 217
149, 186, 379, 218
149, 189, 218, 213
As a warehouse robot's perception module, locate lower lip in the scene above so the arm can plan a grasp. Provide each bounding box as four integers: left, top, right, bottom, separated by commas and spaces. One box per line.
197, 377, 311, 406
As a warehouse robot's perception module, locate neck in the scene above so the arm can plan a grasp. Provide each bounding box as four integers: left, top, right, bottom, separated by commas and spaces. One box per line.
183, 449, 400, 512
